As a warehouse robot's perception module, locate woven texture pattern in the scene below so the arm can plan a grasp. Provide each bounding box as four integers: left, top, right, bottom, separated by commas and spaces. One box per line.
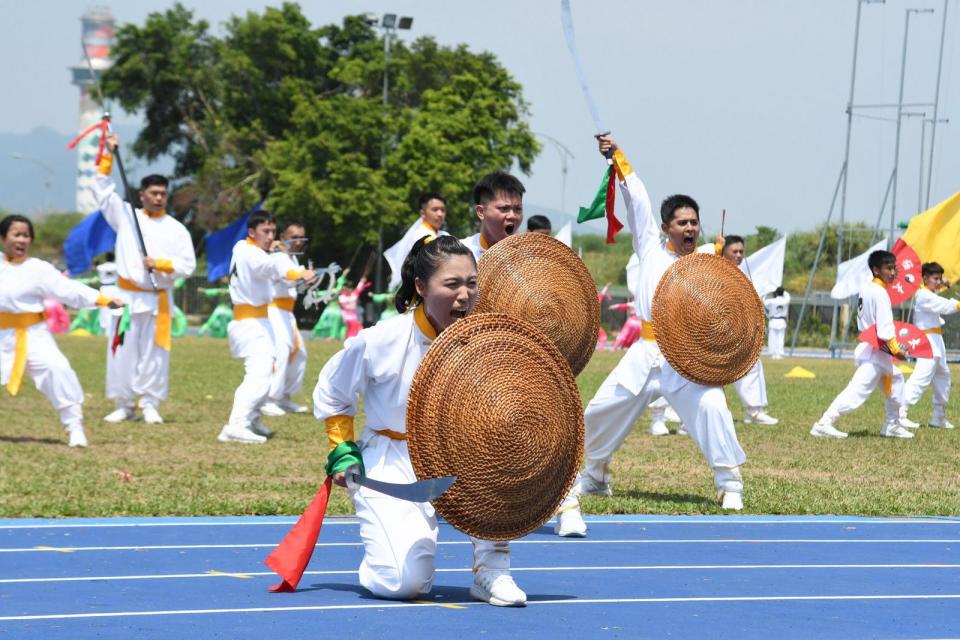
406, 312, 584, 541
652, 253, 765, 386
475, 232, 599, 375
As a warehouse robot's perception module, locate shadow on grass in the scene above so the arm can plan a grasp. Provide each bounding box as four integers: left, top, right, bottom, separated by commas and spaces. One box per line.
304, 582, 574, 603
0, 434, 64, 445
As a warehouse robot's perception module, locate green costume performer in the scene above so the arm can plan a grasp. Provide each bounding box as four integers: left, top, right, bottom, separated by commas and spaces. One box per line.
199, 287, 232, 338
371, 291, 399, 323
311, 274, 347, 340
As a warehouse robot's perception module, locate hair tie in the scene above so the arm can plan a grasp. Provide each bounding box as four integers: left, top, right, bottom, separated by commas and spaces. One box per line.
423, 235, 436, 245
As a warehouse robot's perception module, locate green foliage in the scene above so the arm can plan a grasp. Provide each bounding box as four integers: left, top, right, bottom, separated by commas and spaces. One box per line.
101, 3, 539, 267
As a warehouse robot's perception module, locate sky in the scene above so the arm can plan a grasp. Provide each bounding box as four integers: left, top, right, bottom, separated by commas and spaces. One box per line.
2, 0, 957, 240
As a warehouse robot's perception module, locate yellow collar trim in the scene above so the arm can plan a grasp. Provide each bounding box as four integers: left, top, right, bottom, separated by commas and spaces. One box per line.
3, 254, 27, 264
666, 241, 677, 254
414, 305, 438, 341
144, 209, 166, 219
872, 277, 886, 287
479, 233, 491, 250
421, 219, 438, 234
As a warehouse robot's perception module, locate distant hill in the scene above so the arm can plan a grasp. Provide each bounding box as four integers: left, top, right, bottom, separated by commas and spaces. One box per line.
0, 124, 173, 216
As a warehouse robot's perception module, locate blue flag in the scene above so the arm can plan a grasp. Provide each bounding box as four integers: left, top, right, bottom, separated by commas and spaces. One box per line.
64, 210, 117, 276
204, 201, 263, 282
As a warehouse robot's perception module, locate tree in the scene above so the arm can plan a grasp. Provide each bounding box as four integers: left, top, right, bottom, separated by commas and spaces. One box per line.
101, 3, 540, 272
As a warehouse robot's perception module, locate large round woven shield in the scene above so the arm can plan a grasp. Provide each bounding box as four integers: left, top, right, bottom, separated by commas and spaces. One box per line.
406, 312, 584, 541
475, 232, 599, 376
652, 253, 765, 386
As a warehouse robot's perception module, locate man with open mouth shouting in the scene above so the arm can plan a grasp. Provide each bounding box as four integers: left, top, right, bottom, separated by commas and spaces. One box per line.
461, 172, 526, 261
555, 135, 747, 538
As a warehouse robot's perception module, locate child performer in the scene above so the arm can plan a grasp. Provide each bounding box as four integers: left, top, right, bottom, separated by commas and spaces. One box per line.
765, 287, 791, 359
811, 250, 913, 439
900, 262, 959, 429
1, 215, 125, 447
314, 235, 527, 607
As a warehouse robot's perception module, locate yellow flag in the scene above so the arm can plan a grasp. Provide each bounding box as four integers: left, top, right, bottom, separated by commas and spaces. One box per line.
901, 192, 960, 283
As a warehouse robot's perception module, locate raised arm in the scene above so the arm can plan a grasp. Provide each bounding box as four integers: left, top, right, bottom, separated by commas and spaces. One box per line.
91, 134, 126, 231
598, 135, 659, 260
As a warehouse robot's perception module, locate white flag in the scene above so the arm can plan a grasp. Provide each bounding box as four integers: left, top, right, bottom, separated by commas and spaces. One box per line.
554, 221, 572, 248
383, 218, 446, 291
830, 238, 886, 300
741, 237, 786, 297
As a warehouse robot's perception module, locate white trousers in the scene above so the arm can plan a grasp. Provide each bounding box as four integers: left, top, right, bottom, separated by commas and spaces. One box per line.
226, 318, 275, 428
104, 311, 169, 410
0, 325, 84, 430
566, 348, 745, 511
902, 355, 951, 417
822, 350, 903, 424
267, 307, 307, 402
353, 433, 510, 600
732, 359, 768, 413
768, 325, 786, 358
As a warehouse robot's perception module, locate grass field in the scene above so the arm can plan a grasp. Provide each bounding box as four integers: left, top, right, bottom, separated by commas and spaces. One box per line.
1, 335, 958, 518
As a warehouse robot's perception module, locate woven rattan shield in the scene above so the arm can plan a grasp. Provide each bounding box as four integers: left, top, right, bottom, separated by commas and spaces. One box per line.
406, 312, 584, 541
474, 232, 599, 376
651, 252, 765, 386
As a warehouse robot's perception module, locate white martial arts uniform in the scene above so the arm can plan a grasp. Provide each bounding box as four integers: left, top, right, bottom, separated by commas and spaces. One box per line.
564, 149, 746, 511
765, 292, 791, 359
313, 307, 511, 599
384, 218, 446, 290
0, 256, 108, 432
732, 360, 768, 415
267, 253, 307, 405
92, 164, 196, 412
226, 240, 301, 429
460, 232, 491, 261
820, 278, 904, 425
902, 286, 959, 421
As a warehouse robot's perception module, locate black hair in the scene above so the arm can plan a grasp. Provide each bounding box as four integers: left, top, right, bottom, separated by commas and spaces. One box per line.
280, 220, 306, 233
526, 215, 552, 232
104, 251, 115, 262
0, 214, 34, 239
473, 171, 526, 205
139, 174, 169, 191
418, 192, 446, 210
723, 234, 745, 248
922, 262, 944, 278
774, 286, 786, 297
659, 194, 700, 224
395, 235, 475, 313
867, 250, 896, 272
247, 209, 276, 230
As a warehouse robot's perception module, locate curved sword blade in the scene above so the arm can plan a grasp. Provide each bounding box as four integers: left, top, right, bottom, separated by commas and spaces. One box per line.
346, 468, 456, 503
561, 0, 606, 135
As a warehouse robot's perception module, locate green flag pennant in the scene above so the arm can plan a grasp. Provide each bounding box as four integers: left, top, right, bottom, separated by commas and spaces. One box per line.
577, 166, 612, 223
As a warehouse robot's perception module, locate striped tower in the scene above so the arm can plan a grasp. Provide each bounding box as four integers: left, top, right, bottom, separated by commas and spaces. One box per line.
70, 6, 114, 214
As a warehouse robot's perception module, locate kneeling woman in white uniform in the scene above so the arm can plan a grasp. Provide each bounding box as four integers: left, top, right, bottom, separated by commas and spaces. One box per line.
0, 215, 124, 447
313, 235, 527, 607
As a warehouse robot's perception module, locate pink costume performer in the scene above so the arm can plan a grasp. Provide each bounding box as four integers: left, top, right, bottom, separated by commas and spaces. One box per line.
339, 278, 372, 339
610, 301, 642, 350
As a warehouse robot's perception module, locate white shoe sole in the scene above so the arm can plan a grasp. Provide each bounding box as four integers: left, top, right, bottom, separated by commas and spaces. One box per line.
810, 427, 847, 439
103, 412, 135, 423
469, 585, 526, 607
217, 430, 266, 444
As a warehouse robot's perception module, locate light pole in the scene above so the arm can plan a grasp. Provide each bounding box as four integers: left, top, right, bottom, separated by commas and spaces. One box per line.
533, 132, 575, 214
11, 152, 55, 213
919, 116, 949, 213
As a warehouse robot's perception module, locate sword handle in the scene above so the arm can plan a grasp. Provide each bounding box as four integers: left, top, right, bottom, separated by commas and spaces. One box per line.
595, 131, 613, 160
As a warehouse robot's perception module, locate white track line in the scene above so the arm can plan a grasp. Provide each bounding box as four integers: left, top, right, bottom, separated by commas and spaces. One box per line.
4, 563, 960, 584
3, 594, 960, 621
3, 538, 960, 553
1, 518, 957, 530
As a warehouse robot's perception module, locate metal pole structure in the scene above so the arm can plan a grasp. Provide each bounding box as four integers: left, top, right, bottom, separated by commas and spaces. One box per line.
925, 0, 949, 209
533, 132, 575, 214
789, 163, 845, 356
919, 118, 927, 215
890, 8, 934, 249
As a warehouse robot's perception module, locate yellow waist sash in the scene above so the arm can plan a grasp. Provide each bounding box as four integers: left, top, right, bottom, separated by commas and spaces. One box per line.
118, 276, 172, 351
0, 311, 46, 396
641, 320, 656, 341
271, 297, 296, 313
233, 303, 270, 320
924, 328, 942, 335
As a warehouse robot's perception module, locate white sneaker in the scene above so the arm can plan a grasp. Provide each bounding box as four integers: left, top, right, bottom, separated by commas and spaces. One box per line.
898, 416, 920, 429
648, 419, 670, 436
929, 417, 955, 429
278, 398, 309, 414
880, 422, 914, 439
470, 570, 527, 607
579, 474, 612, 497
810, 420, 848, 439
141, 406, 164, 425
676, 423, 688, 436
103, 407, 136, 423
664, 406, 682, 423
745, 411, 779, 425
249, 418, 273, 438
720, 491, 743, 511
217, 424, 267, 444
554, 508, 587, 537
260, 402, 286, 417
68, 427, 88, 448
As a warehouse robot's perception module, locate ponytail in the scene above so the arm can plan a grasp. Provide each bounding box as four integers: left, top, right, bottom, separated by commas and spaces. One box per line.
394, 235, 475, 313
